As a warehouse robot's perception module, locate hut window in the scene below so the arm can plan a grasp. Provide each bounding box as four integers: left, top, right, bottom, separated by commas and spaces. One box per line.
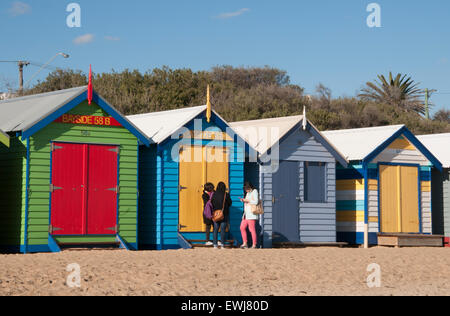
304, 162, 326, 203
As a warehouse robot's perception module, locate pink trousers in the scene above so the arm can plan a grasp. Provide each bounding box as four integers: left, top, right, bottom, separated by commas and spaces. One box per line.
240, 219, 257, 246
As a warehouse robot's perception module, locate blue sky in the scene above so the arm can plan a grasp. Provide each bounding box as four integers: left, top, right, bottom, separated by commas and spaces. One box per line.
1, 0, 449, 114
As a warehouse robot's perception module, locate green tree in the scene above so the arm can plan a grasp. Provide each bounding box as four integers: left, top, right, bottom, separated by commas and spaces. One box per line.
359, 72, 426, 115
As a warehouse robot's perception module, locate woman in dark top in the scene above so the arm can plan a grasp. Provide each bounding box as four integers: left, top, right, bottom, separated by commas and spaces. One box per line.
211, 182, 232, 249
202, 183, 215, 245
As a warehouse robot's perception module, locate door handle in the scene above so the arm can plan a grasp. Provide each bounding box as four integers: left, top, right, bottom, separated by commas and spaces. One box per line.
179, 186, 188, 192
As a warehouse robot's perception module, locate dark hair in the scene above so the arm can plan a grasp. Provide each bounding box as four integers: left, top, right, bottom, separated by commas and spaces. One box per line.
244, 181, 255, 191
204, 183, 215, 192
216, 182, 227, 193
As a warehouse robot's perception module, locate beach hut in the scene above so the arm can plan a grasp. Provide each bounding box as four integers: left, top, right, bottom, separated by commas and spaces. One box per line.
230, 115, 348, 248
417, 134, 450, 245
0, 129, 10, 148
128, 100, 246, 250
323, 125, 443, 246
0, 86, 150, 253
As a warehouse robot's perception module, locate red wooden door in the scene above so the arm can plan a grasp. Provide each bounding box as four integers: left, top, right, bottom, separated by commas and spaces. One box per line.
50, 143, 86, 235
50, 143, 118, 236
86, 145, 118, 235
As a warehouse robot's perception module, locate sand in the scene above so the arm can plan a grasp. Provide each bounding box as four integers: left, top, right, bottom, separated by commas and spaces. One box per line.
1, 247, 450, 296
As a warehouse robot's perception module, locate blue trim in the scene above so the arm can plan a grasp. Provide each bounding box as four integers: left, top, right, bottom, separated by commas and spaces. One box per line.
363, 126, 443, 171
21, 91, 88, 139
136, 141, 139, 250
48, 235, 61, 253
337, 232, 378, 245
24, 138, 30, 254
116, 234, 130, 250
48, 141, 54, 251
92, 93, 151, 146
21, 90, 151, 146
177, 233, 193, 249
157, 152, 164, 249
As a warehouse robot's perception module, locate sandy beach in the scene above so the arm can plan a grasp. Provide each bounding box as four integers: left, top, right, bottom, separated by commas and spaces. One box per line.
1, 247, 450, 296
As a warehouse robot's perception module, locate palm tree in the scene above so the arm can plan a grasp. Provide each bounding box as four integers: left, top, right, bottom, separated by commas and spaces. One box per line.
359, 72, 426, 115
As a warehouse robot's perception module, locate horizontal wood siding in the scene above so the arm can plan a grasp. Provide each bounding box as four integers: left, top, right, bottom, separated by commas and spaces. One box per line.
139, 117, 245, 249
262, 128, 337, 246
29, 101, 139, 247
444, 170, 450, 237
0, 137, 26, 247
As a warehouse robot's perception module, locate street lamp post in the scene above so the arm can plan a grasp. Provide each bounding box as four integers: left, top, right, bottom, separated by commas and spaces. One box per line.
23, 52, 70, 90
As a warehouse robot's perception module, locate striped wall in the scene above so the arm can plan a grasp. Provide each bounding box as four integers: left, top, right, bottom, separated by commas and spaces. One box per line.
26, 101, 139, 251
336, 133, 434, 245
444, 170, 450, 237
261, 128, 338, 248
138, 115, 245, 249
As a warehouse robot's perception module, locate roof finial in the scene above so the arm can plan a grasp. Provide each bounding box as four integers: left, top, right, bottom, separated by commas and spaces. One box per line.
88, 65, 93, 105
206, 84, 212, 123
303, 106, 307, 130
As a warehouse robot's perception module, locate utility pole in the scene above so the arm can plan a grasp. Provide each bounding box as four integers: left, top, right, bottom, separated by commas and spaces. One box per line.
18, 60, 30, 93
424, 89, 437, 120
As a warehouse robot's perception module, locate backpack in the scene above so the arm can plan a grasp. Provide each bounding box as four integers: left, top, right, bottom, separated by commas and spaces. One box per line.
203, 193, 214, 220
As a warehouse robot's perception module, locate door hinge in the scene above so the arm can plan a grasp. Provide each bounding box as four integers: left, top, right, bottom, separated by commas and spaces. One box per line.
272, 196, 276, 204
108, 147, 119, 154
49, 184, 63, 193
107, 225, 118, 233
106, 186, 119, 193
49, 225, 62, 234
51, 143, 63, 152
179, 185, 188, 192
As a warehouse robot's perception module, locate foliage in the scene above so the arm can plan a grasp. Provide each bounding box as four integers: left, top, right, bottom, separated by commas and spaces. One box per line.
359, 72, 426, 115
21, 66, 449, 134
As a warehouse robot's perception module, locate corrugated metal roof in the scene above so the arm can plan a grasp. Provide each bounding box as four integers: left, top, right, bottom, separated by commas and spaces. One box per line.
322, 125, 405, 161
127, 105, 207, 144
0, 86, 87, 132
230, 115, 305, 155
418, 133, 450, 168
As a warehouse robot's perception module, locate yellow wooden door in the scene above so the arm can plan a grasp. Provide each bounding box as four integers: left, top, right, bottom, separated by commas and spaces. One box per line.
380, 165, 400, 233
380, 165, 420, 233
179, 146, 230, 233
206, 146, 229, 189
179, 146, 204, 232
400, 166, 419, 233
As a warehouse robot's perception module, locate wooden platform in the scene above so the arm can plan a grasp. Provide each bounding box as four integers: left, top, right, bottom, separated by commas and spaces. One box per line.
377, 234, 444, 247
188, 240, 236, 249
273, 242, 348, 249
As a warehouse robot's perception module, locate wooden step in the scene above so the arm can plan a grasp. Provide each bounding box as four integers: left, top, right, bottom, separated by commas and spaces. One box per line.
377, 233, 444, 247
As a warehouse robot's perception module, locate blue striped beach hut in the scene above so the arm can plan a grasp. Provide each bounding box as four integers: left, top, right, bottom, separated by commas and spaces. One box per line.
323, 125, 443, 246
128, 105, 247, 250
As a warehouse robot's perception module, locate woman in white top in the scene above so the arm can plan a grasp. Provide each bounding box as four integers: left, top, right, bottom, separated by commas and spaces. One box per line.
239, 182, 259, 249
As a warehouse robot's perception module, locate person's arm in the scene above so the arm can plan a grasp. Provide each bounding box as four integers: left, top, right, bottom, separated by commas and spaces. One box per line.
248, 190, 259, 205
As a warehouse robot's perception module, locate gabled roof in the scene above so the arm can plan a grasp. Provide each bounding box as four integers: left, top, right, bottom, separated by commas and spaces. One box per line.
127, 105, 208, 144
0, 86, 151, 146
230, 115, 348, 167
323, 125, 442, 171
0, 86, 87, 133
418, 133, 450, 168
322, 125, 405, 161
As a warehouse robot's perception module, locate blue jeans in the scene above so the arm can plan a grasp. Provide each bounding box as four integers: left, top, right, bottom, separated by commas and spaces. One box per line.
213, 221, 227, 246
